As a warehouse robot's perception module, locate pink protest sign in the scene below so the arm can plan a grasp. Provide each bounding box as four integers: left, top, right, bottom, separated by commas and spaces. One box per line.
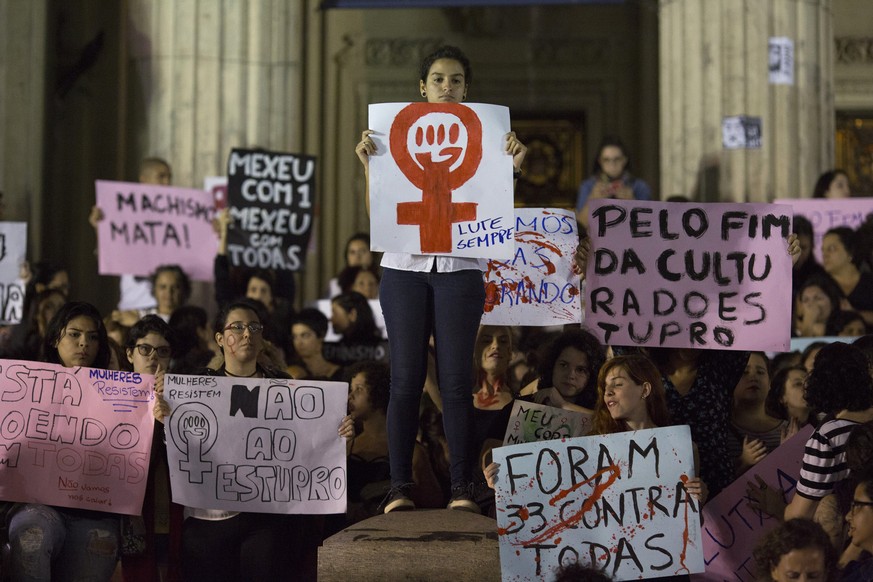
482, 208, 583, 326
692, 425, 813, 581
0, 360, 156, 515
777, 197, 873, 263
368, 102, 515, 259
585, 200, 793, 351
96, 180, 217, 281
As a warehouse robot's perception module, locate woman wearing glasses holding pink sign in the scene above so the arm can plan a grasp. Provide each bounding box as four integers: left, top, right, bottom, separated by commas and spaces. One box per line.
355, 45, 526, 515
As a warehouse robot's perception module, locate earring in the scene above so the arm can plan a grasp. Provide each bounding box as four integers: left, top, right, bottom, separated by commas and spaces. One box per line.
421, 91, 427, 97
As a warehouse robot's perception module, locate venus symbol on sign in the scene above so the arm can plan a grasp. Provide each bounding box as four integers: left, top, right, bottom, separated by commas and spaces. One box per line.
390, 103, 483, 253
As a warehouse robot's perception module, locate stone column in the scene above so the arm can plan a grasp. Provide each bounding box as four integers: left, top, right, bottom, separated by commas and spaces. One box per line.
124, 0, 310, 307
659, 0, 833, 202
0, 0, 48, 254
126, 0, 307, 187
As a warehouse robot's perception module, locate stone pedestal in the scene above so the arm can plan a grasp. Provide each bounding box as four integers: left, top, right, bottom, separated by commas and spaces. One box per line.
659, 0, 833, 202
318, 510, 500, 582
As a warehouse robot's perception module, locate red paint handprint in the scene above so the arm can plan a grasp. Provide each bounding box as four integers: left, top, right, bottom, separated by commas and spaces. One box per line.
390, 103, 483, 253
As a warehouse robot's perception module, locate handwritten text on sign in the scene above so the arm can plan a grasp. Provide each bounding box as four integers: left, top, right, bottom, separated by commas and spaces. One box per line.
503, 400, 592, 445
483, 208, 582, 326
493, 426, 704, 581
163, 375, 347, 514
585, 200, 793, 351
777, 197, 873, 264
96, 181, 217, 281
691, 425, 813, 582
0, 222, 27, 325
226, 149, 316, 272
368, 102, 515, 259
0, 360, 156, 515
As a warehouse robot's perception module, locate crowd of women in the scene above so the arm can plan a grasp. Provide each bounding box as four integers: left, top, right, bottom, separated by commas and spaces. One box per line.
0, 43, 872, 582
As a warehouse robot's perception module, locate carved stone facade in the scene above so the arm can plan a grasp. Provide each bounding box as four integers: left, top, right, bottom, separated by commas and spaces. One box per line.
835, 37, 873, 64
2, 1, 871, 308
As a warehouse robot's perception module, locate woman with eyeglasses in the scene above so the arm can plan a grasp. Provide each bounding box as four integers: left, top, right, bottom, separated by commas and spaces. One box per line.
841, 474, 873, 581
120, 315, 176, 581
155, 300, 353, 581
574, 136, 651, 229
6, 302, 119, 581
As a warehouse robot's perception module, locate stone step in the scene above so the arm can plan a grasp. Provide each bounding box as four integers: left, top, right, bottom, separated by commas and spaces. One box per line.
318, 509, 500, 582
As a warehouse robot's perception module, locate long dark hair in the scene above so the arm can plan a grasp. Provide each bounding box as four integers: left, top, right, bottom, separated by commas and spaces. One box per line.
537, 328, 605, 409
804, 341, 873, 415
592, 135, 633, 176
331, 292, 380, 343
812, 169, 848, 198
44, 302, 110, 369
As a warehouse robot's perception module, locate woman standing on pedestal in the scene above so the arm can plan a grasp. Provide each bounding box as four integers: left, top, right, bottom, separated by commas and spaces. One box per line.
355, 45, 526, 513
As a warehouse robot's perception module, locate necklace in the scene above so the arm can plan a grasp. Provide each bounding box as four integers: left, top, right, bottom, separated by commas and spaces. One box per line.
224, 368, 259, 378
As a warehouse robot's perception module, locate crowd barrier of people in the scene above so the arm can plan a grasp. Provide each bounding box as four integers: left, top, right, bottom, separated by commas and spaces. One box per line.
1, 44, 872, 582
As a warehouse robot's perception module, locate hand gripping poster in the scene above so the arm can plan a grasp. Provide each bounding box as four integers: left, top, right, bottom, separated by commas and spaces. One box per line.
493, 426, 705, 581
226, 149, 316, 272
585, 199, 793, 351
95, 181, 217, 281
368, 102, 515, 259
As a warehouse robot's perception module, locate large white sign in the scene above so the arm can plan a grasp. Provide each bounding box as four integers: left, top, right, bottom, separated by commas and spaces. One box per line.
368, 102, 515, 259
493, 426, 705, 581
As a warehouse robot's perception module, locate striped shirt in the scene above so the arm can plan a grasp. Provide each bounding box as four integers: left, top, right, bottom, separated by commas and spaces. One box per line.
795, 418, 859, 500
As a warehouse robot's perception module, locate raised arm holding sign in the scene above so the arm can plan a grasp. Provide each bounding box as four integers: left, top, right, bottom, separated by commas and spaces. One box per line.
225, 148, 316, 272
95, 180, 217, 282
354, 45, 526, 514
585, 199, 794, 352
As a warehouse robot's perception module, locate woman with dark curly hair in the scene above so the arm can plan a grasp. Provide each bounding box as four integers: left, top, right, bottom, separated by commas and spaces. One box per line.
753, 518, 836, 582
7, 302, 117, 581
785, 342, 873, 521
520, 327, 605, 411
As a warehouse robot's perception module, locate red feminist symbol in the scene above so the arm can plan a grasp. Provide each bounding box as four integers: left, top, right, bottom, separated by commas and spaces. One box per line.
390, 103, 483, 253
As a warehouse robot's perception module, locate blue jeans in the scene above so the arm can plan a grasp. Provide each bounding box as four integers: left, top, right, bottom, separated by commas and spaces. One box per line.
380, 267, 485, 488
8, 504, 120, 582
